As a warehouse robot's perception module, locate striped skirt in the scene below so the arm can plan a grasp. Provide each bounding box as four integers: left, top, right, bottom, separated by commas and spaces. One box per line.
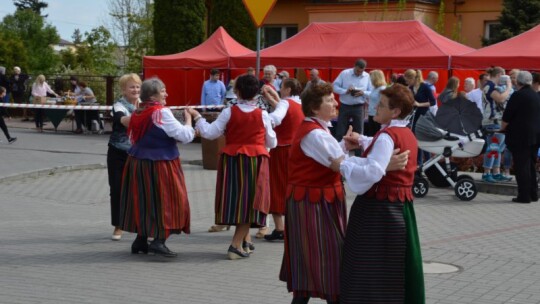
214, 153, 269, 228
279, 195, 347, 301
340, 196, 425, 304
269, 145, 291, 215
119, 157, 190, 239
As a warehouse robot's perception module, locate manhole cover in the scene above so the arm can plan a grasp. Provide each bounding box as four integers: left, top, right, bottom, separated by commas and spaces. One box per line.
423, 261, 460, 274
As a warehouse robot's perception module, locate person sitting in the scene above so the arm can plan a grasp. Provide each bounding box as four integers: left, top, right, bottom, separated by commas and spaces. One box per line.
74, 81, 103, 133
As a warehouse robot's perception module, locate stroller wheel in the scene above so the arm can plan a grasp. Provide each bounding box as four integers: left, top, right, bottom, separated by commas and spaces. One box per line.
413, 177, 429, 198
454, 177, 477, 201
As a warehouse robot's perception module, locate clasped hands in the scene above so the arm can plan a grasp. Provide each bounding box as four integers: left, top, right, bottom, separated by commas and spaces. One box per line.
328, 126, 410, 172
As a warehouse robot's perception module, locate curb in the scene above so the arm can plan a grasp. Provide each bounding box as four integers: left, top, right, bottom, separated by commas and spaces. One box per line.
0, 163, 107, 184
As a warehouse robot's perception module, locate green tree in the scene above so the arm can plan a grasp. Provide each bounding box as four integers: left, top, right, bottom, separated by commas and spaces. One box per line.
153, 0, 206, 55
60, 26, 118, 75
13, 0, 49, 17
0, 31, 29, 70
107, 0, 154, 73
484, 0, 540, 46
0, 9, 59, 73
207, 0, 256, 49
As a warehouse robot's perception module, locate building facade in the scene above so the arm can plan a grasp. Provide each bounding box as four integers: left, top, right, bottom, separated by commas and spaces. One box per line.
263, 0, 502, 49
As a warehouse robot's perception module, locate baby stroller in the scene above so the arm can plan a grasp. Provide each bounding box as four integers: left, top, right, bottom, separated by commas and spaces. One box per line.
413, 96, 485, 201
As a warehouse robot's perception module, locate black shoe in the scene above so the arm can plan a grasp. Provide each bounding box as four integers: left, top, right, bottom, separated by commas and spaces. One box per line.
131, 236, 148, 254
264, 229, 284, 241
227, 245, 249, 260
512, 197, 531, 204
242, 241, 255, 253
8, 137, 17, 144
148, 239, 177, 257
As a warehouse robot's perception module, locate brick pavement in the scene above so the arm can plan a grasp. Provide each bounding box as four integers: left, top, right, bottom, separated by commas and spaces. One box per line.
1, 123, 540, 303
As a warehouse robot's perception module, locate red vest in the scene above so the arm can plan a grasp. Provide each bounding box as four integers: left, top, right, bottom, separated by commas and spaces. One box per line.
221, 106, 269, 157
287, 119, 344, 203
362, 126, 418, 202
274, 99, 304, 146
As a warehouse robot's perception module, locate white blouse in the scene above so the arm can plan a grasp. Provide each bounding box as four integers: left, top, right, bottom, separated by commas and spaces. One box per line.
340, 119, 409, 195
300, 117, 345, 168
195, 102, 277, 149
153, 108, 195, 144
269, 95, 301, 127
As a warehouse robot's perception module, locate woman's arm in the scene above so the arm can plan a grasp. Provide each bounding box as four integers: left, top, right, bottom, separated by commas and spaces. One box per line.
339, 133, 395, 194
195, 107, 231, 140
301, 129, 345, 167
262, 110, 277, 149
157, 108, 195, 143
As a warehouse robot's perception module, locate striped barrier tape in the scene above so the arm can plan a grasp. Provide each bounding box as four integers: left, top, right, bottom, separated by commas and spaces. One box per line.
0, 103, 225, 111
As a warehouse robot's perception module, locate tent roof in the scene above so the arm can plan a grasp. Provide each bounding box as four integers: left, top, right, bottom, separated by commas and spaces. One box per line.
143, 26, 253, 69
231, 20, 474, 69
452, 24, 540, 70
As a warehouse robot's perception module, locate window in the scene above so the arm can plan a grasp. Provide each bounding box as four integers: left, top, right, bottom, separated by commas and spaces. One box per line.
262, 26, 298, 48
484, 21, 501, 41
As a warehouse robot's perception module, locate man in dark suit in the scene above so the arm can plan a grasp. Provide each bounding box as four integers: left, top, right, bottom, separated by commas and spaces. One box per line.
502, 71, 540, 203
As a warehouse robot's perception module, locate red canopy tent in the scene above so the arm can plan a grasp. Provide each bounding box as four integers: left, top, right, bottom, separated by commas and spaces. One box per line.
231, 21, 474, 93
452, 25, 540, 83
453, 24, 540, 70
143, 26, 253, 106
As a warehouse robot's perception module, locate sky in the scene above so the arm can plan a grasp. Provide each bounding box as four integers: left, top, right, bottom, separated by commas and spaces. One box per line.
0, 0, 110, 41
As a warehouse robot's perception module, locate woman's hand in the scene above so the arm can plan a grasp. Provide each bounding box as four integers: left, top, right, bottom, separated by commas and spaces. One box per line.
261, 85, 280, 107
329, 155, 345, 172
386, 148, 409, 171
342, 125, 360, 151
187, 107, 200, 118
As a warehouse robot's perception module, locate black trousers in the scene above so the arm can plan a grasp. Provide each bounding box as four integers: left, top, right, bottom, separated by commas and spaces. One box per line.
508, 145, 539, 201
0, 115, 11, 140
75, 110, 103, 130
107, 145, 128, 227
34, 109, 43, 128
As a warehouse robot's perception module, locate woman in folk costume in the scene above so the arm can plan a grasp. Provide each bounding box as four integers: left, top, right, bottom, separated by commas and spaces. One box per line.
188, 74, 277, 260
279, 82, 347, 304
333, 84, 425, 304
264, 78, 304, 241
119, 78, 195, 258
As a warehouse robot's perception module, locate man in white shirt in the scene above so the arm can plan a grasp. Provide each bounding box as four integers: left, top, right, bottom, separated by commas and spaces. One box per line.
332, 59, 372, 140
464, 76, 484, 113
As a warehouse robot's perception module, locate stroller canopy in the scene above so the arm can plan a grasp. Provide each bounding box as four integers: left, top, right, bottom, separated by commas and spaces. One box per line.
415, 111, 444, 141
436, 95, 483, 135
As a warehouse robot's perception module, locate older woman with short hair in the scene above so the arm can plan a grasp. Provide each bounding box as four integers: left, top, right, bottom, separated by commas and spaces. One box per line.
107, 73, 141, 240
119, 77, 195, 257
279, 82, 347, 304
336, 84, 424, 304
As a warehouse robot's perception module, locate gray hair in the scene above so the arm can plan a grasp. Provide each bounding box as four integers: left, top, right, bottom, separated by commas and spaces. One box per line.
516, 71, 533, 86
263, 65, 276, 74
140, 77, 165, 102
464, 77, 475, 86
13, 66, 21, 73
427, 71, 439, 81
0, 66, 5, 74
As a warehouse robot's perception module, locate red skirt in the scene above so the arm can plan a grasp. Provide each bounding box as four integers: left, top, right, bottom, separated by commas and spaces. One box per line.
269, 145, 290, 215
119, 157, 190, 239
